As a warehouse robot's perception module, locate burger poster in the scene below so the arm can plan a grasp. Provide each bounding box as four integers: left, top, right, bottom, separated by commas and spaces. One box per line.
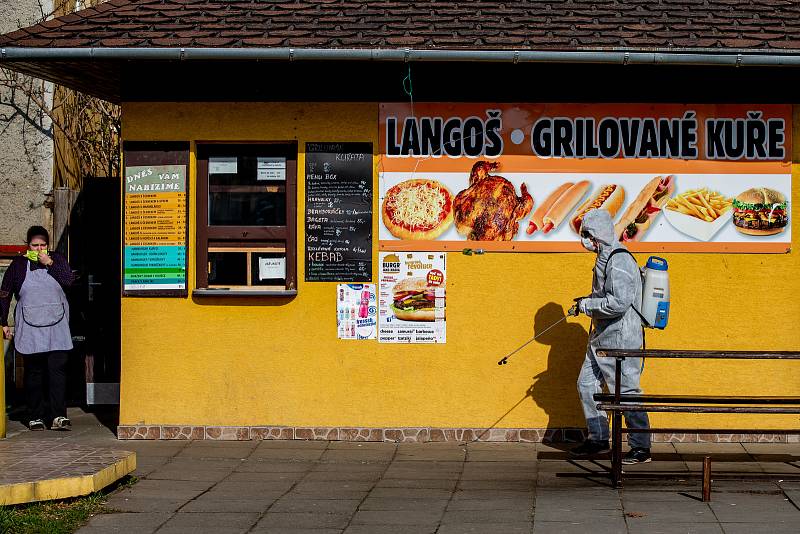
378, 252, 446, 344
379, 103, 791, 253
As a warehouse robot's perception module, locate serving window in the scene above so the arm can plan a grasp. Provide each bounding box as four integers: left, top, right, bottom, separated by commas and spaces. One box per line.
196, 143, 297, 294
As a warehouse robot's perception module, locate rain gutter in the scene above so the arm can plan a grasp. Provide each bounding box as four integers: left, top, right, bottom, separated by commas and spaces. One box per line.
3, 47, 800, 67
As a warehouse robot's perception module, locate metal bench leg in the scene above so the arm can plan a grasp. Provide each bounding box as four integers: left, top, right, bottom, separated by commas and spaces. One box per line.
612, 358, 623, 488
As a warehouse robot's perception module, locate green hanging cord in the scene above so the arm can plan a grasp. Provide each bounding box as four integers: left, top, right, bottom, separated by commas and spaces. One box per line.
402, 64, 413, 98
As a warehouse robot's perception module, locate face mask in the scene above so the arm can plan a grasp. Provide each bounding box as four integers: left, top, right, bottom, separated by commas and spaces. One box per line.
580, 236, 597, 252
26, 249, 46, 261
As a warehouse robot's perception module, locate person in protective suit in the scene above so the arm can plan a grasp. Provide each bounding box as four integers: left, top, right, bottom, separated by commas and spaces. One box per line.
568, 209, 651, 464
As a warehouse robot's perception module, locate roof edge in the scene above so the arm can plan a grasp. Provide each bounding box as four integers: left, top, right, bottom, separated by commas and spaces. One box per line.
3, 47, 800, 67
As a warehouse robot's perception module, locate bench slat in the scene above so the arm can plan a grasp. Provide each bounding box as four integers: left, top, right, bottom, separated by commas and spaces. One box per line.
593, 394, 800, 404
597, 403, 800, 414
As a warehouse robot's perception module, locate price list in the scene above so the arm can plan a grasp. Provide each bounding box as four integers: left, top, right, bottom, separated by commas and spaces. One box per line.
123, 164, 188, 292
305, 142, 373, 282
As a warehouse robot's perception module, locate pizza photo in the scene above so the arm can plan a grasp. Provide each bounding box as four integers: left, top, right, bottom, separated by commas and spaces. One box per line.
381, 179, 454, 240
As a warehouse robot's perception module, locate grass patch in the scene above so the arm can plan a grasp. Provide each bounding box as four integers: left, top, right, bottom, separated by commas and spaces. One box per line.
0, 475, 138, 534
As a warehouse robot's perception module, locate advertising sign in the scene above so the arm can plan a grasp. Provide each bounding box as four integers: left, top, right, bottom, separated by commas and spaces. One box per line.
123, 164, 188, 292
337, 283, 377, 340
379, 252, 446, 344
379, 104, 791, 253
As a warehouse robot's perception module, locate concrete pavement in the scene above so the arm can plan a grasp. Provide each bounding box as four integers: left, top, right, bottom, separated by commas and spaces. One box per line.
3, 409, 799, 533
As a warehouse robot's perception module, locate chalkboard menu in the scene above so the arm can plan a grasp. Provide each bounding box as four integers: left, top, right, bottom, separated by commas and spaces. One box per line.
305, 142, 373, 282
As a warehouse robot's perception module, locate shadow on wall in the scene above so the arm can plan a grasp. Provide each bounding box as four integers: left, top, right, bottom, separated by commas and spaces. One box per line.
529, 301, 588, 440
473, 301, 588, 444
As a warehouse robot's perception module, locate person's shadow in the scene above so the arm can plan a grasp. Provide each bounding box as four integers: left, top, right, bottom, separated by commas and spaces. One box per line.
529, 302, 589, 446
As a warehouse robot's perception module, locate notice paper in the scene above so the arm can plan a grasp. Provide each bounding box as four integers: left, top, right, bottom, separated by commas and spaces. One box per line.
258, 257, 286, 280
209, 156, 237, 174
257, 157, 286, 181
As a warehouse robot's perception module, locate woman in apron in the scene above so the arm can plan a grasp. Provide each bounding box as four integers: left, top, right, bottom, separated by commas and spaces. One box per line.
1, 226, 74, 431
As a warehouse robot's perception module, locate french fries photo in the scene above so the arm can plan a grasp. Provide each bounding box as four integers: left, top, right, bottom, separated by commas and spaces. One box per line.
666, 188, 732, 223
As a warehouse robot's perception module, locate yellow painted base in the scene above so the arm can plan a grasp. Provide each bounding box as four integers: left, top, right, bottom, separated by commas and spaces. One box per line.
0, 453, 136, 506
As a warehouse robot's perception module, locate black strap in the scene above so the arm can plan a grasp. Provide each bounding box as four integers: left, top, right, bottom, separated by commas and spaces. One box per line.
602, 249, 651, 328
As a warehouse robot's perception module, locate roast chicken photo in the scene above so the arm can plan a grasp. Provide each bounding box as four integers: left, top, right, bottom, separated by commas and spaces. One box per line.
453, 161, 534, 240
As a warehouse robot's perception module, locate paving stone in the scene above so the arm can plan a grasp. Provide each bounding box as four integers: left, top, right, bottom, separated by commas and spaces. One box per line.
250, 449, 326, 461
131, 479, 215, 493
328, 441, 394, 450
256, 512, 351, 529
320, 449, 394, 462
741, 443, 800, 455
438, 523, 533, 534
291, 481, 375, 493
269, 498, 362, 514
145, 468, 234, 482
622, 506, 720, 524
235, 460, 314, 473
453, 490, 535, 500
720, 523, 800, 534
303, 470, 383, 482
255, 441, 329, 450
211, 480, 296, 493
178, 442, 258, 459
532, 518, 627, 533
442, 509, 533, 523
343, 526, 436, 534
164, 458, 244, 470
368, 487, 454, 499
358, 497, 449, 511
251, 529, 343, 534
179, 497, 277, 513
709, 496, 800, 523
157, 528, 251, 534
626, 523, 724, 534
224, 471, 305, 482
312, 462, 388, 472
110, 486, 206, 502
78, 512, 172, 532
458, 479, 535, 491
447, 498, 533, 511
374, 478, 458, 490
350, 509, 442, 525
105, 495, 189, 513
159, 512, 260, 529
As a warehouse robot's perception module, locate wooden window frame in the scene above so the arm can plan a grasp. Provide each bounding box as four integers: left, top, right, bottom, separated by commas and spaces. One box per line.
195, 142, 297, 295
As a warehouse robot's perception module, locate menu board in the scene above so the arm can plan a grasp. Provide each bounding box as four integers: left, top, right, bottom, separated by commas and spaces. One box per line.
305, 142, 373, 281
123, 164, 188, 295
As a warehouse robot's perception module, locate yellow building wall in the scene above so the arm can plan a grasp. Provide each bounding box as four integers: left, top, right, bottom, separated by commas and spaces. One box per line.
120, 102, 800, 431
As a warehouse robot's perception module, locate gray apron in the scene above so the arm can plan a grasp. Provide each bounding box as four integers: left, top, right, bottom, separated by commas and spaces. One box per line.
14, 260, 73, 355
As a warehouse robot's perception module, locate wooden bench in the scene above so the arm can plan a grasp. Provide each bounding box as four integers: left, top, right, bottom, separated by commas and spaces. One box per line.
593, 349, 800, 489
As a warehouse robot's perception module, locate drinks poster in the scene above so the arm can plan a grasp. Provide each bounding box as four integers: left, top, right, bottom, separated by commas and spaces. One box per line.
337, 284, 377, 340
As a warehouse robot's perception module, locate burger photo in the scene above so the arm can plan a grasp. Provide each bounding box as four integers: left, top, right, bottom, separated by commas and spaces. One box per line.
390, 277, 440, 322
732, 187, 789, 236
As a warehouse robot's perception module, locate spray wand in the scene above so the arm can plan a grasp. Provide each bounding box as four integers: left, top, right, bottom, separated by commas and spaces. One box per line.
497, 315, 568, 366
